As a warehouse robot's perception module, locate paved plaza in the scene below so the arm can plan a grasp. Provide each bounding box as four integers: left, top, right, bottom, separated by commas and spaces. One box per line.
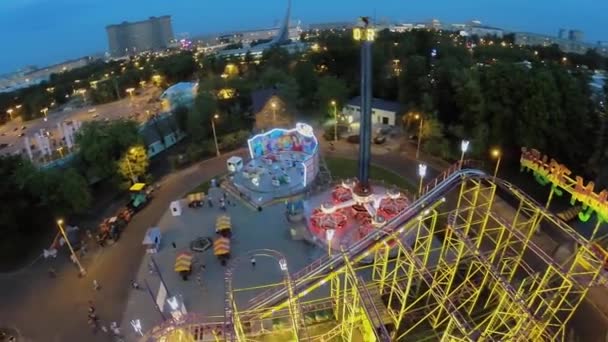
121, 186, 327, 340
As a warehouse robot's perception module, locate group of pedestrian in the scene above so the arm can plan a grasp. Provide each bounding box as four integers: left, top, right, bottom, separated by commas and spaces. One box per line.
208, 192, 235, 212
86, 299, 122, 339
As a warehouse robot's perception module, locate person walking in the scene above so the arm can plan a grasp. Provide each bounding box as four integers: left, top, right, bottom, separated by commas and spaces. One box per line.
250, 256, 256, 268
131, 280, 140, 290
93, 279, 101, 291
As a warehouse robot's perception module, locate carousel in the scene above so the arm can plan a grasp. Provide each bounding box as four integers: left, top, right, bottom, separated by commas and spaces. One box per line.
304, 179, 411, 252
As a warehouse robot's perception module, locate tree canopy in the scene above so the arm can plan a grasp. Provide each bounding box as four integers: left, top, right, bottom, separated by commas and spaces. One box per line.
75, 119, 142, 181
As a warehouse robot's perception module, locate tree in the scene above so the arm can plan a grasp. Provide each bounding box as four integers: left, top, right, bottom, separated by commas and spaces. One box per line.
258, 68, 299, 107
293, 61, 318, 108
0, 155, 91, 264
187, 92, 217, 142
45, 168, 92, 215
117, 145, 149, 184
398, 55, 430, 107
261, 47, 291, 70
75, 120, 141, 180
316, 76, 349, 116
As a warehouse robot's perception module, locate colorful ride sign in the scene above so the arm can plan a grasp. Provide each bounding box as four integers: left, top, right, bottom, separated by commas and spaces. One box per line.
520, 147, 608, 223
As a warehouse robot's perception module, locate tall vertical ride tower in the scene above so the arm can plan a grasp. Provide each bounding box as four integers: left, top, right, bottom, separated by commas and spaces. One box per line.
353, 18, 375, 197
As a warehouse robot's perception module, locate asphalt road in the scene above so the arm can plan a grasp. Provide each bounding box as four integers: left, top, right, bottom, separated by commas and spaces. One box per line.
0, 87, 161, 157
0, 148, 248, 342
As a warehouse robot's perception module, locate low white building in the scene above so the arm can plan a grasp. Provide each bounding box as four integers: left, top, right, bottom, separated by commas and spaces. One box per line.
342, 97, 401, 127
469, 25, 504, 38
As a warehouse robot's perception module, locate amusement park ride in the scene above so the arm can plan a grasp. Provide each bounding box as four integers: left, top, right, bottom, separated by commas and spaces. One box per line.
145, 19, 607, 342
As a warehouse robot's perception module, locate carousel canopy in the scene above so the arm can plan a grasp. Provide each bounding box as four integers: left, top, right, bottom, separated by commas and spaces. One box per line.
213, 237, 230, 256
215, 215, 232, 232
174, 252, 193, 272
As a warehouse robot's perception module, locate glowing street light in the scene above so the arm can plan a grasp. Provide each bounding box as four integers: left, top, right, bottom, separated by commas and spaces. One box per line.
41, 107, 49, 122
211, 114, 220, 157
56, 219, 86, 276
126, 87, 135, 100
152, 74, 163, 86
125, 147, 137, 184
6, 108, 14, 120
130, 319, 143, 336
418, 163, 427, 196
414, 114, 424, 160
330, 100, 338, 141
279, 258, 288, 271
460, 140, 470, 169
271, 101, 277, 123
326, 228, 335, 259
491, 148, 501, 181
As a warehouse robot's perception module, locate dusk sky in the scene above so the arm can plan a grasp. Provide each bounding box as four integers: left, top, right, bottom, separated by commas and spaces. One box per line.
0, 0, 607, 74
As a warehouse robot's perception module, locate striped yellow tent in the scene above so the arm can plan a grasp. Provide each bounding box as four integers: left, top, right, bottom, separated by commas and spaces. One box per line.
213, 237, 231, 256
174, 252, 193, 272
215, 215, 232, 233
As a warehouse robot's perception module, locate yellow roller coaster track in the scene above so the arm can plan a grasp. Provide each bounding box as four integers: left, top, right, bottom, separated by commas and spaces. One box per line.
146, 163, 606, 342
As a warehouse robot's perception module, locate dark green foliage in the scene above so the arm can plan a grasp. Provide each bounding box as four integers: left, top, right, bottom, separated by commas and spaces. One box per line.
75, 119, 142, 181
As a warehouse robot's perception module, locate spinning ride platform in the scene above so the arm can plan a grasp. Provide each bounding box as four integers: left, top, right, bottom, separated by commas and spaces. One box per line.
230, 123, 320, 206
304, 179, 411, 251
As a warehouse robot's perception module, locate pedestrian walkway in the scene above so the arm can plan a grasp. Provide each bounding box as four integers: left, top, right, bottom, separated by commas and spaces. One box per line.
120, 186, 325, 341
0, 149, 248, 342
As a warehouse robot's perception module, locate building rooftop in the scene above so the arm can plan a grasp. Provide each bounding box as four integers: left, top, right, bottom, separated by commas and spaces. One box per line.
347, 96, 401, 113
140, 113, 179, 146
160, 82, 198, 99
106, 15, 171, 29
251, 88, 280, 113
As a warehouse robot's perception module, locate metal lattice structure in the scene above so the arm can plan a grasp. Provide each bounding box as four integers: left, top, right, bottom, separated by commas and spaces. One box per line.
144, 164, 605, 342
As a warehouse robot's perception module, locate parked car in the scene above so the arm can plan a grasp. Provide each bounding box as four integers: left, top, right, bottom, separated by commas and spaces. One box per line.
373, 135, 387, 144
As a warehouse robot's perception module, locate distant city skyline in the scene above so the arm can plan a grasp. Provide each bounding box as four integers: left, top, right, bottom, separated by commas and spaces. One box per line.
0, 0, 607, 74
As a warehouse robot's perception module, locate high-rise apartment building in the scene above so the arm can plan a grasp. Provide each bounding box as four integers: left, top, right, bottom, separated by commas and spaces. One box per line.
568, 29, 584, 42
106, 16, 173, 57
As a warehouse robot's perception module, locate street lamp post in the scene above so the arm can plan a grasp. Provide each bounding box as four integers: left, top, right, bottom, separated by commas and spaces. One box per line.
326, 229, 335, 259
418, 163, 427, 197
491, 149, 501, 181
211, 114, 221, 157
271, 102, 277, 123
415, 114, 424, 160
460, 140, 470, 169
41, 107, 49, 122
125, 147, 137, 184
126, 87, 135, 105
57, 219, 86, 276
331, 100, 338, 141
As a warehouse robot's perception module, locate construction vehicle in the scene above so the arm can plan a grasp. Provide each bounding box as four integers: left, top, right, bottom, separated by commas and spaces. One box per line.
128, 183, 153, 212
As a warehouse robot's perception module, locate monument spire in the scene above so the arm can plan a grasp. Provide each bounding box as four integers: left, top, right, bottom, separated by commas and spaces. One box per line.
272, 0, 291, 44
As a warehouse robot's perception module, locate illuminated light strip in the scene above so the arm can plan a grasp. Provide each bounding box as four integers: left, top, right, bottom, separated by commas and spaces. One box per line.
520, 148, 608, 222
302, 161, 307, 187
246, 122, 320, 159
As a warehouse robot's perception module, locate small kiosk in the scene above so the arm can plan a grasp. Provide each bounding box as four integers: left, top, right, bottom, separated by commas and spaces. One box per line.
142, 227, 162, 254
227, 156, 243, 173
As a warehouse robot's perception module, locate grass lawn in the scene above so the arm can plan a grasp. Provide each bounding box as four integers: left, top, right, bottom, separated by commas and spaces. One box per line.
325, 157, 416, 193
